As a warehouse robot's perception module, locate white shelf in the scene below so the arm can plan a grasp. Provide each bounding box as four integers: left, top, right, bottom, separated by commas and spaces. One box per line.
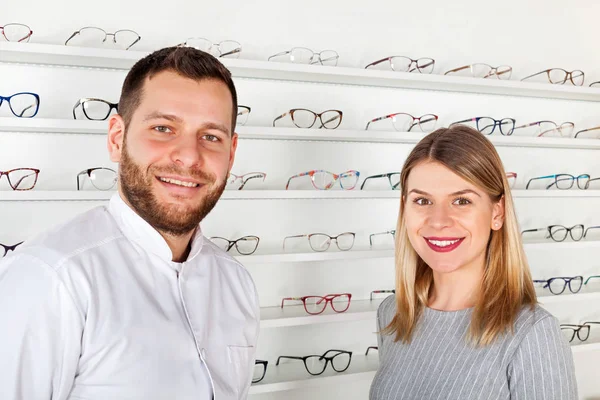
2, 119, 600, 149
260, 299, 382, 328
237, 249, 394, 264
3, 189, 600, 202
249, 354, 379, 394
571, 342, 600, 354
3, 42, 600, 102
538, 290, 600, 305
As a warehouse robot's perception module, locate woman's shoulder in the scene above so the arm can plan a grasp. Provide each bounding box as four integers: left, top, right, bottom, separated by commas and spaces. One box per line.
377, 295, 397, 320
513, 303, 558, 334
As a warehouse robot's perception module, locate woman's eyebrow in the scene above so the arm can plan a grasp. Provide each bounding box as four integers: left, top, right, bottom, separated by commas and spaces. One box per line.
407, 188, 481, 197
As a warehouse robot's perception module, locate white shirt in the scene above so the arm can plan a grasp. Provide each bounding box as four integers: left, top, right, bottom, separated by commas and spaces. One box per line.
0, 194, 260, 400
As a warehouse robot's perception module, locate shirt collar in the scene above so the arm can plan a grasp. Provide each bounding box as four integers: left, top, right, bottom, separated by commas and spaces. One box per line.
108, 193, 204, 264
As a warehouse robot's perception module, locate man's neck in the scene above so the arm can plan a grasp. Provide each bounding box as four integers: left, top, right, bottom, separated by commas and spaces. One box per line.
158, 229, 195, 263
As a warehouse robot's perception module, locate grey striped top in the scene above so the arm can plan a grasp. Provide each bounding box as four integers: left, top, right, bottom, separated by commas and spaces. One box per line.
370, 296, 578, 400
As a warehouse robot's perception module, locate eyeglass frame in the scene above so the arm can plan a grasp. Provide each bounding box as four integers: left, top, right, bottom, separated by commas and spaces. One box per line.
450, 117, 516, 136
521, 68, 585, 85
268, 47, 339, 66
65, 27, 141, 50
369, 231, 396, 248
360, 173, 401, 191
574, 126, 600, 139
178, 38, 242, 58
365, 346, 378, 355
365, 113, 438, 132
285, 170, 360, 191
276, 350, 352, 376
1, 241, 24, 257
532, 276, 583, 295
370, 289, 395, 301
512, 120, 575, 137
72, 98, 118, 121
237, 105, 251, 125
281, 293, 352, 315
560, 324, 590, 343
76, 167, 117, 191
0, 92, 40, 118
227, 172, 266, 190
365, 56, 435, 73
283, 232, 356, 252
525, 174, 591, 190
444, 63, 512, 79
0, 168, 40, 190
252, 360, 268, 383
521, 224, 585, 242
0, 23, 33, 42
209, 235, 260, 255
584, 275, 600, 285
273, 108, 343, 129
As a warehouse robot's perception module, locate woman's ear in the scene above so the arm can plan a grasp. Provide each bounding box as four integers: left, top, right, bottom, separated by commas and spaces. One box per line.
491, 195, 505, 230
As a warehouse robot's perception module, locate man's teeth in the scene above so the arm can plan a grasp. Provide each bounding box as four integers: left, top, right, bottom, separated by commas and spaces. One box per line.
428, 239, 460, 247
159, 177, 199, 188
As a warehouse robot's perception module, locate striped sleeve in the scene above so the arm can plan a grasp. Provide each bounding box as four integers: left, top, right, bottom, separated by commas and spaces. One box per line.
375, 297, 390, 353
508, 315, 578, 399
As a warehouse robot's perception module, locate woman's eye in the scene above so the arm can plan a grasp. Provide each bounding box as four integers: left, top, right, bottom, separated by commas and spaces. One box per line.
153, 126, 172, 133
454, 197, 471, 205
414, 197, 431, 206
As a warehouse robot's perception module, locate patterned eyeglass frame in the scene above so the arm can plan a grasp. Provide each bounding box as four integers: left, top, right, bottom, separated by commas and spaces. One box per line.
521, 68, 585, 85
268, 47, 339, 66
532, 276, 583, 295
285, 170, 360, 190
283, 232, 356, 252
365, 56, 435, 73
1, 241, 24, 257
65, 27, 141, 50
521, 224, 585, 242
272, 108, 343, 129
364, 113, 438, 131
444, 63, 512, 79
512, 121, 575, 137
72, 98, 119, 121
0, 23, 33, 42
449, 117, 516, 136
370, 289, 395, 301
525, 174, 591, 190
0, 168, 40, 190
227, 172, 266, 190
276, 350, 352, 376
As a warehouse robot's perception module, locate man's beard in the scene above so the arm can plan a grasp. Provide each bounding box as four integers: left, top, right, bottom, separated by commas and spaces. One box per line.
119, 143, 226, 237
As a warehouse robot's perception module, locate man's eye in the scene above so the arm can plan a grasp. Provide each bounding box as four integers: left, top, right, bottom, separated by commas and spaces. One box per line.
153, 126, 172, 133
204, 134, 219, 142
414, 197, 431, 205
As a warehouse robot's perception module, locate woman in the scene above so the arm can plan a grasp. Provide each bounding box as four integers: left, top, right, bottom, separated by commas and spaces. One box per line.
370, 126, 577, 399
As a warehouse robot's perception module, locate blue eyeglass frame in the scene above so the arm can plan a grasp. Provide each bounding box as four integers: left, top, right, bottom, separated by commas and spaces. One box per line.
0, 92, 40, 118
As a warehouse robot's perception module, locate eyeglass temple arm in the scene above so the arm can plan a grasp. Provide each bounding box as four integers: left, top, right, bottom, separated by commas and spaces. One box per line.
521, 228, 546, 235
285, 172, 310, 190
408, 116, 438, 132
365, 115, 392, 130
360, 174, 387, 190
319, 349, 350, 360
72, 99, 82, 119
16, 104, 35, 118
364, 57, 390, 69
318, 113, 342, 129
125, 35, 141, 50
220, 47, 241, 58
11, 171, 37, 189
282, 235, 307, 250
444, 65, 470, 75
520, 70, 546, 82
238, 173, 266, 190
64, 31, 79, 45
482, 68, 512, 79
368, 231, 393, 247
268, 50, 291, 61
76, 170, 89, 190
574, 127, 600, 139
280, 297, 303, 308
365, 346, 378, 355
584, 226, 600, 238
584, 275, 600, 284
525, 175, 556, 190
272, 111, 290, 127
449, 118, 477, 127
581, 321, 600, 325
276, 355, 304, 366
370, 289, 394, 300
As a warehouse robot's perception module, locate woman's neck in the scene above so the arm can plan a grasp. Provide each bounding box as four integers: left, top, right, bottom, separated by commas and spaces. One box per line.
427, 257, 485, 311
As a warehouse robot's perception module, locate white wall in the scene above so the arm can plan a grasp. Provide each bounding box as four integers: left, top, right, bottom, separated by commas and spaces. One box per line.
2, 0, 600, 398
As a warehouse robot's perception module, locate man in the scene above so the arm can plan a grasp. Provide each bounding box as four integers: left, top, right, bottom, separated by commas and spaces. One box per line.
0, 47, 259, 399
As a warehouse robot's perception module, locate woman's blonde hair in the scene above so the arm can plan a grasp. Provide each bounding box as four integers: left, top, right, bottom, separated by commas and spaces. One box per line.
384, 125, 536, 346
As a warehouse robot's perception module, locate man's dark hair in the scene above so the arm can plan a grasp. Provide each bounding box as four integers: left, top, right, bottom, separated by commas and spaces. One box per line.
119, 46, 238, 132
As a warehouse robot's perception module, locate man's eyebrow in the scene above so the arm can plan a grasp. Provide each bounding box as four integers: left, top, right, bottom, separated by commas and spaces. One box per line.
200, 122, 230, 136
407, 188, 481, 197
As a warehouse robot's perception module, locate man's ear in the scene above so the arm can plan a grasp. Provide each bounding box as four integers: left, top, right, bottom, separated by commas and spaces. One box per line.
228, 132, 238, 173
107, 114, 126, 163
